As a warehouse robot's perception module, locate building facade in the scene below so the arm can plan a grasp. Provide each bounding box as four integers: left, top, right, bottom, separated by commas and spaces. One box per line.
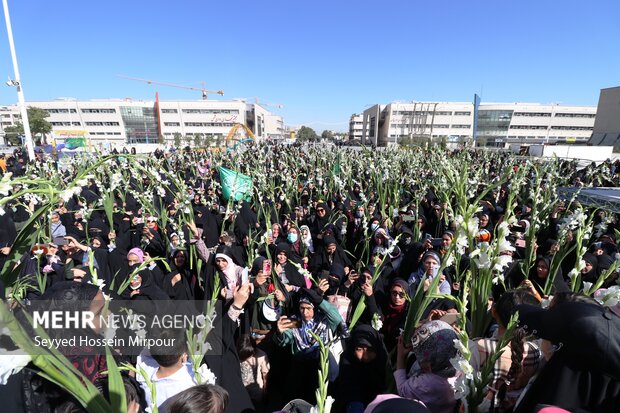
349, 113, 363, 142
588, 86, 620, 148
358, 101, 596, 147
0, 98, 284, 147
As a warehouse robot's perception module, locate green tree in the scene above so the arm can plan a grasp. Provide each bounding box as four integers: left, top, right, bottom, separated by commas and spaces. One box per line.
215, 134, 223, 148
296, 126, 317, 142
158, 134, 165, 145
183, 134, 192, 147
3, 107, 52, 146
29, 107, 52, 145
173, 132, 182, 148
321, 130, 334, 141
204, 135, 214, 148
193, 133, 203, 148
4, 124, 22, 146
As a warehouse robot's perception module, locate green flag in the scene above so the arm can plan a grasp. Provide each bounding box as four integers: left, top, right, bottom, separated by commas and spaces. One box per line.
220, 167, 253, 201
65, 137, 87, 149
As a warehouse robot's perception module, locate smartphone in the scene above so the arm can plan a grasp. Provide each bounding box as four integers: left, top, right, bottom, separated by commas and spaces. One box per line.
320, 270, 330, 281
402, 215, 416, 222
515, 239, 526, 248
135, 217, 144, 224
439, 312, 459, 325
262, 259, 272, 275
431, 238, 443, 248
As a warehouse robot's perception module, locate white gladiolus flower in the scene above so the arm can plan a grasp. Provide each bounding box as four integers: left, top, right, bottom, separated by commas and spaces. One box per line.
594, 286, 620, 307
497, 238, 516, 253
582, 282, 593, 294
371, 313, 383, 331
60, 188, 76, 202
0, 173, 13, 196
75, 174, 95, 187
0, 353, 31, 385
576, 259, 587, 272
453, 374, 469, 400
494, 254, 513, 272
450, 356, 474, 379
196, 364, 217, 385
492, 273, 505, 285
568, 268, 579, 283
473, 251, 491, 269
453, 338, 469, 358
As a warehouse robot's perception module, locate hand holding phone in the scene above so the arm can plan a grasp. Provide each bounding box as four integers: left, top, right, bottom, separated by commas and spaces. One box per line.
262, 259, 272, 276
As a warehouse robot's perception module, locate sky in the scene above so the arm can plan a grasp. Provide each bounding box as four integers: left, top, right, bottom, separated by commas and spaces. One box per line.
0, 0, 617, 132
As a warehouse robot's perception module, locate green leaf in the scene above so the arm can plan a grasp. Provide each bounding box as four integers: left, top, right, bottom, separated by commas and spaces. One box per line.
104, 346, 127, 412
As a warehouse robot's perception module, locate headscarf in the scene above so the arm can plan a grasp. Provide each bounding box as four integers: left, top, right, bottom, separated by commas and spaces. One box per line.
250, 256, 267, 277
127, 248, 145, 264
581, 252, 599, 283
215, 246, 237, 281
411, 320, 458, 378
300, 224, 314, 253
215, 245, 239, 298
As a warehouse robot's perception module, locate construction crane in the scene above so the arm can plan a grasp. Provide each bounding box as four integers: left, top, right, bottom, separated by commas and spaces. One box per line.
253, 97, 284, 109
118, 75, 224, 100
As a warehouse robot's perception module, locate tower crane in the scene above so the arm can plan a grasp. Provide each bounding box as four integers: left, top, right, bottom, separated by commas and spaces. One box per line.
118, 75, 224, 100
253, 97, 284, 109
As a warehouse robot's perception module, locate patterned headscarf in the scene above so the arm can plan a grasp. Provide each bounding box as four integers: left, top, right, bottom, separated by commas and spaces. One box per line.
411, 320, 458, 378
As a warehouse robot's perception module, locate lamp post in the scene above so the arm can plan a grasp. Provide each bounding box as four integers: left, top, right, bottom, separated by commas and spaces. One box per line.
2, 0, 34, 161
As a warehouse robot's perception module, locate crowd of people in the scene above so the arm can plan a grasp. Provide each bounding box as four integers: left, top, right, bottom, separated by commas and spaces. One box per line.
0, 144, 619, 413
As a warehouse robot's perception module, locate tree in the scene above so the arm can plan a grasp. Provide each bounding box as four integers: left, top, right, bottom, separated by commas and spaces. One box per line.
4, 124, 22, 146
158, 134, 165, 145
193, 133, 203, 148
204, 135, 214, 148
29, 107, 52, 145
3, 106, 52, 146
321, 130, 334, 141
183, 134, 192, 147
296, 126, 317, 142
173, 132, 182, 148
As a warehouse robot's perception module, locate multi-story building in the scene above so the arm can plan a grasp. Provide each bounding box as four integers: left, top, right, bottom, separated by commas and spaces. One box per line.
0, 98, 284, 147
358, 101, 596, 147
348, 113, 363, 142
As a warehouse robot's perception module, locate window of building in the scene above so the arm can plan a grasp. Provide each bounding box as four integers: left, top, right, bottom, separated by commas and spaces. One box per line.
549, 126, 593, 131
161, 109, 178, 114
46, 108, 78, 114
451, 124, 471, 129
81, 108, 116, 114
51, 121, 82, 126
510, 125, 548, 130
164, 122, 180, 126
513, 112, 552, 117
435, 111, 452, 116
554, 113, 596, 118
454, 111, 471, 116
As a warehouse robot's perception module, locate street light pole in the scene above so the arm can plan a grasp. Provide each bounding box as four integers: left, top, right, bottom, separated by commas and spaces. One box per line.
2, 0, 34, 161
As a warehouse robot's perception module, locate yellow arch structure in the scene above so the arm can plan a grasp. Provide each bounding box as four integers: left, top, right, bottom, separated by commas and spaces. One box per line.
225, 123, 256, 148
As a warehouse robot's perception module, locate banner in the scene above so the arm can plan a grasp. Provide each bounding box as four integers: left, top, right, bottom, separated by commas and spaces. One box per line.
65, 137, 87, 149
220, 167, 253, 201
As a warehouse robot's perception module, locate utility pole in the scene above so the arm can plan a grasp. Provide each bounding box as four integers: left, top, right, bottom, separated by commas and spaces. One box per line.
2, 0, 34, 161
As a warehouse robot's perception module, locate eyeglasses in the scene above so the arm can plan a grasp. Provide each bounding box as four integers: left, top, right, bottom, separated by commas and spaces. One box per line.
317, 208, 325, 212
391, 291, 406, 298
